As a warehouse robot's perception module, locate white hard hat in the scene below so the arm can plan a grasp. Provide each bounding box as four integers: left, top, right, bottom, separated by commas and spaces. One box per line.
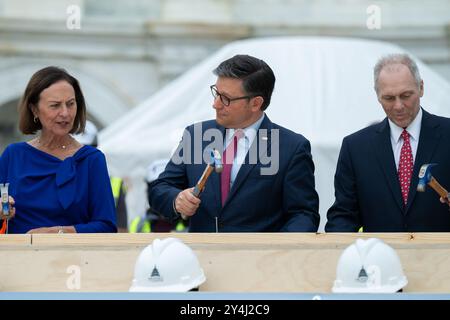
146, 159, 169, 182
332, 238, 408, 293
129, 238, 206, 292
73, 120, 98, 146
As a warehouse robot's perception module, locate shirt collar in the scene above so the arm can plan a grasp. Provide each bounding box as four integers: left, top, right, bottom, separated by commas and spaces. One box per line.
226, 113, 265, 143
388, 107, 422, 143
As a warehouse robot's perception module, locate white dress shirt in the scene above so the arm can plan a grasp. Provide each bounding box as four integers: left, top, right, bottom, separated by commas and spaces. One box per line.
388, 108, 422, 170
224, 113, 265, 188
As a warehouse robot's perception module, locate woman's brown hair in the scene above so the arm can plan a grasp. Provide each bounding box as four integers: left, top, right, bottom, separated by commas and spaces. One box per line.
18, 66, 86, 134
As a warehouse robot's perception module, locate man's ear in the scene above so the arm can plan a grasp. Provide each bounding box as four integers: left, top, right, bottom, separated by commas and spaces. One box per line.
251, 96, 264, 111
419, 80, 424, 97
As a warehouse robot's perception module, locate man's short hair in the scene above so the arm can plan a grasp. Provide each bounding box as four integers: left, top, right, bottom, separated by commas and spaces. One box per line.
213, 54, 275, 111
374, 53, 422, 93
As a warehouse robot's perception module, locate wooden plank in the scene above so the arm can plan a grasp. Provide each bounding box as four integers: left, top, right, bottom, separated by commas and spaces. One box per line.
30, 232, 450, 248
0, 234, 31, 246
1, 233, 450, 292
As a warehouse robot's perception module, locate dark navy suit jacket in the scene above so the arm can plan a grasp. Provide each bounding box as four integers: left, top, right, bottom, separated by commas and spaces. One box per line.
149, 115, 319, 232
326, 109, 450, 232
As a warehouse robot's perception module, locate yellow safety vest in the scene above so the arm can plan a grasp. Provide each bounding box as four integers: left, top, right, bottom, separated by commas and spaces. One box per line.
129, 216, 151, 233
110, 177, 123, 207
175, 220, 187, 232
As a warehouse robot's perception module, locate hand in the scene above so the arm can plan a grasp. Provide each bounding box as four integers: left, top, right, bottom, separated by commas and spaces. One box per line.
440, 196, 450, 206
174, 187, 201, 218
0, 196, 16, 220
26, 226, 76, 234
27, 226, 59, 234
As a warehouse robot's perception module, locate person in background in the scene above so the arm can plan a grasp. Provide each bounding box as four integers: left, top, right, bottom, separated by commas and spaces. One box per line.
127, 159, 188, 233
326, 54, 450, 232
73, 120, 128, 232
0, 66, 116, 233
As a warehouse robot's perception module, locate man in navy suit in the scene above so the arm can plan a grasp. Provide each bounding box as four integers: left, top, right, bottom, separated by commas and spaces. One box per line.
326, 54, 450, 232
148, 54, 319, 232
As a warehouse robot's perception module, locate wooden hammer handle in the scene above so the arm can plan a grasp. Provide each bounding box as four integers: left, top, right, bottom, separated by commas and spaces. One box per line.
193, 165, 214, 196
428, 177, 449, 199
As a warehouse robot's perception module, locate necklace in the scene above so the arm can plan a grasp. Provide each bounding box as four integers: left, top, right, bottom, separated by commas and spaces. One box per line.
37, 137, 72, 150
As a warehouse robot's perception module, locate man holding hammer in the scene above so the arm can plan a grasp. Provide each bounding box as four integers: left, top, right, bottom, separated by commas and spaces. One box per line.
149, 55, 319, 232
326, 54, 450, 232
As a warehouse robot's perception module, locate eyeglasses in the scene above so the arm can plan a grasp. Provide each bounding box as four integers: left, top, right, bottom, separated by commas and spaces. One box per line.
210, 85, 254, 107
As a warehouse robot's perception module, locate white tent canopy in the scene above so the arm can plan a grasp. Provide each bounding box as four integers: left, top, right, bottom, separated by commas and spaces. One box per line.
99, 36, 450, 231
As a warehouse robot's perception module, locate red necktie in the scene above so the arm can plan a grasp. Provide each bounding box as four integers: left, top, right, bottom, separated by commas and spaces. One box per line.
398, 129, 413, 205
221, 130, 244, 206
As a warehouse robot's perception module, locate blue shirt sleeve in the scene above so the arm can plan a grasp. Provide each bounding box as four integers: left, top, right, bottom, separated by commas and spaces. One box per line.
73, 152, 117, 233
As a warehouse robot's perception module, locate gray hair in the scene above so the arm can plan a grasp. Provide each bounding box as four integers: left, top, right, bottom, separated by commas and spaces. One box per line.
374, 54, 422, 93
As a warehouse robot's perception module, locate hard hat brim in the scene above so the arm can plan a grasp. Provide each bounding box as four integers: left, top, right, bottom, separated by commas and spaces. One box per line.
332, 277, 408, 294
129, 274, 206, 292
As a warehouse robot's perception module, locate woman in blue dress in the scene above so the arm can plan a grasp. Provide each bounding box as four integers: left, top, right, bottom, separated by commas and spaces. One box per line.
0, 66, 117, 233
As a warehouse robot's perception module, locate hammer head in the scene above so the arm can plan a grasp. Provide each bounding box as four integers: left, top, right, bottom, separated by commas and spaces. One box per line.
210, 149, 223, 173
417, 163, 437, 192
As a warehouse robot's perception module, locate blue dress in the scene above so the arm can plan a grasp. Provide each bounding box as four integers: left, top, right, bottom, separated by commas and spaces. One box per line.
0, 142, 117, 233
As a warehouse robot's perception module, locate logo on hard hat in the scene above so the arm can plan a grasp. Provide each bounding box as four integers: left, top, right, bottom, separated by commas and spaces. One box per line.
356, 267, 369, 282
149, 266, 163, 282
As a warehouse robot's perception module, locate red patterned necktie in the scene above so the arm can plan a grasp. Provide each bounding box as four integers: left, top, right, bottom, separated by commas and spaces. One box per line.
221, 130, 244, 206
398, 129, 414, 205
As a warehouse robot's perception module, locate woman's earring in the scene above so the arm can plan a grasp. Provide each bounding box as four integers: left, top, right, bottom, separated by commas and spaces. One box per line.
33, 116, 38, 123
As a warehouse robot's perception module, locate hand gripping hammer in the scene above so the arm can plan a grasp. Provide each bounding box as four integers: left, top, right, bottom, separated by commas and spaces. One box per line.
192, 149, 223, 197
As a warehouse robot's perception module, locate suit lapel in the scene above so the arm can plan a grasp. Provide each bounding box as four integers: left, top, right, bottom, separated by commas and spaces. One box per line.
405, 110, 441, 212
373, 118, 404, 212
222, 115, 272, 208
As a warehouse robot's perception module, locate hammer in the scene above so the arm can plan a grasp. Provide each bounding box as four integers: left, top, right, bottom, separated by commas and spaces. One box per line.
192, 149, 223, 197
417, 163, 450, 203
